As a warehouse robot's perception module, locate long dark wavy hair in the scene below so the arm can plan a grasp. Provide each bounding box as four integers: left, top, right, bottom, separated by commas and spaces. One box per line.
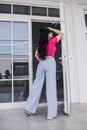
38, 28, 52, 60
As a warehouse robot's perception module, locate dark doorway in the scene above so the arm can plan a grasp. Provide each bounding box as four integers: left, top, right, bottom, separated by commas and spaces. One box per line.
32, 22, 64, 103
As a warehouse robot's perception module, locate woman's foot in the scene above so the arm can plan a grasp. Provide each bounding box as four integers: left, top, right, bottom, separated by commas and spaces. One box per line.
25, 109, 31, 116
47, 116, 57, 120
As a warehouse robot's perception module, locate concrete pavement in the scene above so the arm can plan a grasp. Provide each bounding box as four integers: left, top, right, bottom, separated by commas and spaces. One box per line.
0, 103, 87, 130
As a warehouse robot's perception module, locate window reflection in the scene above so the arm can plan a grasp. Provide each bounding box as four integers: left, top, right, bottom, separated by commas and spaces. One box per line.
0, 81, 12, 103
13, 40, 28, 55
13, 5, 30, 15
32, 6, 47, 16
0, 4, 11, 14
0, 41, 11, 55
0, 59, 12, 79
13, 22, 28, 40
13, 59, 29, 79
48, 8, 60, 17
0, 21, 11, 39
0, 21, 29, 103
14, 80, 29, 101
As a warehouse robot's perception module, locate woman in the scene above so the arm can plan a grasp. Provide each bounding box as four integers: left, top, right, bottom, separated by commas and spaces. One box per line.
25, 27, 64, 120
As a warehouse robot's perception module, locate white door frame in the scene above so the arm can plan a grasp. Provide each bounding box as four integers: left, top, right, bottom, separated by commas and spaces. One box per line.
29, 2, 71, 115
60, 2, 71, 115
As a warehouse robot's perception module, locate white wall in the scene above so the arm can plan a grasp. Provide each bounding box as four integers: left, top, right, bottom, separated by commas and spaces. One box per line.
63, 1, 78, 103
71, 0, 87, 103
0, 0, 69, 5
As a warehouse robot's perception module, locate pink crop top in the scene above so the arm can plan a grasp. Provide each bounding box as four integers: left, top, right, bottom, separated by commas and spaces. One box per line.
36, 37, 58, 57
46, 37, 58, 56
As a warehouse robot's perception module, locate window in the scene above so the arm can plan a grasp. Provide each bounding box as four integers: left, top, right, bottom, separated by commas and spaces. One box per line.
0, 4, 11, 14
32, 6, 47, 16
0, 3, 60, 18
0, 21, 29, 102
13, 5, 30, 15
0, 21, 11, 39
13, 22, 28, 56
13, 62, 28, 76
13, 22, 28, 40
0, 41, 11, 55
48, 8, 60, 17
0, 81, 12, 102
0, 21, 11, 56
0, 59, 12, 79
85, 14, 87, 27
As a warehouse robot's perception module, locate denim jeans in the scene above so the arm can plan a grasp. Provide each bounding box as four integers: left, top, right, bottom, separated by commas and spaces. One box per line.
25, 57, 57, 118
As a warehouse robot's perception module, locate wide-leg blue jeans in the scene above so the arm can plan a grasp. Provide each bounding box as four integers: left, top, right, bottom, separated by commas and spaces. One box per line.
25, 57, 57, 118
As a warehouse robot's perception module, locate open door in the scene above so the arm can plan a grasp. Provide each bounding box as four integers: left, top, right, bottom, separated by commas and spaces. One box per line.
31, 1, 71, 115
32, 21, 64, 103
32, 20, 70, 115
60, 2, 71, 115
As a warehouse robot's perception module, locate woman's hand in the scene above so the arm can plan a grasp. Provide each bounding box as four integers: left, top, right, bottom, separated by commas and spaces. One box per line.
47, 27, 53, 31
47, 27, 64, 42
35, 49, 40, 61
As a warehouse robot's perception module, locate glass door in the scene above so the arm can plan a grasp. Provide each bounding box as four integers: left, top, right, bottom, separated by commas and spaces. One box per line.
31, 2, 71, 114
0, 19, 30, 103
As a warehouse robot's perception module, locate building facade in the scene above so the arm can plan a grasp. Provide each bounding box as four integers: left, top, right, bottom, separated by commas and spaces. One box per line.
0, 0, 87, 111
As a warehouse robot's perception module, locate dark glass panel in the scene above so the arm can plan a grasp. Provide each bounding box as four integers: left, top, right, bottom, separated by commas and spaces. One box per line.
48, 8, 60, 17
13, 61, 29, 78
32, 6, 47, 16
0, 81, 12, 103
14, 80, 29, 101
13, 5, 30, 15
0, 4, 11, 14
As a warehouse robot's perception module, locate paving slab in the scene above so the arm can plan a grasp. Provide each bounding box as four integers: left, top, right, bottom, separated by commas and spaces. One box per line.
0, 104, 87, 130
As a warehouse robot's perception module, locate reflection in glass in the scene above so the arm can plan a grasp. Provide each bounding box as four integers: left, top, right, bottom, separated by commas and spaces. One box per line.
32, 6, 47, 16
0, 4, 11, 14
0, 81, 12, 103
0, 21, 11, 39
0, 59, 12, 79
48, 8, 60, 17
13, 22, 28, 40
13, 5, 30, 15
13, 40, 28, 55
13, 60, 29, 79
0, 41, 11, 55
14, 80, 29, 101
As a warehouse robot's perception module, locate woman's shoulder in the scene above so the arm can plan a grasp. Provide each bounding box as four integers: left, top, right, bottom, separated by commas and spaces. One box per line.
49, 37, 57, 44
